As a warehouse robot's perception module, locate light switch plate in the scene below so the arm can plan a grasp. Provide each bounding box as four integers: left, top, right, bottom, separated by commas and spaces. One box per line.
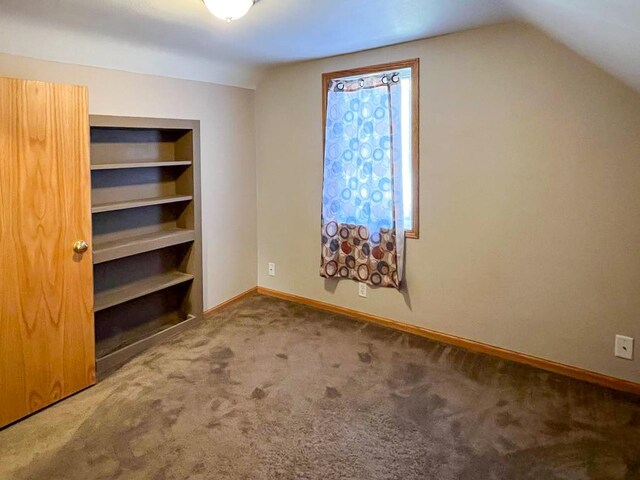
615, 335, 634, 360
358, 282, 367, 298
268, 262, 276, 277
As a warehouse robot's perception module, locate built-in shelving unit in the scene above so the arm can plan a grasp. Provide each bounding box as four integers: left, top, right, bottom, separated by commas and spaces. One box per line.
90, 116, 202, 378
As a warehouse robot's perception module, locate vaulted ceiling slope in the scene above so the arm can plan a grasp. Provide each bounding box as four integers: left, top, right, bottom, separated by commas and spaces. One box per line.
0, 0, 638, 91
504, 0, 640, 93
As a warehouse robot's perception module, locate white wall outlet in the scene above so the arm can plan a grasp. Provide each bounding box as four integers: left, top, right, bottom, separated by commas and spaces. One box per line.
268, 262, 276, 277
615, 335, 634, 360
358, 282, 367, 298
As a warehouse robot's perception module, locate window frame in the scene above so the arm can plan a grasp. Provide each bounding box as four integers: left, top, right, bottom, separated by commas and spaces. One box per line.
322, 58, 420, 239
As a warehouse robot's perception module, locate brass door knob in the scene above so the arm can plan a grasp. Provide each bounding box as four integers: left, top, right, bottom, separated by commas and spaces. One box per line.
73, 240, 89, 254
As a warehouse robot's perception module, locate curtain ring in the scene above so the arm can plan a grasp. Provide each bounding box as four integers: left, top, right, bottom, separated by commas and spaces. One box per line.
391, 73, 400, 83
337, 82, 345, 91
359, 78, 365, 87
382, 75, 389, 84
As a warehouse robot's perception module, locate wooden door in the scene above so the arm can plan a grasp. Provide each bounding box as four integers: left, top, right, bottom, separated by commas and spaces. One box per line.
0, 78, 95, 428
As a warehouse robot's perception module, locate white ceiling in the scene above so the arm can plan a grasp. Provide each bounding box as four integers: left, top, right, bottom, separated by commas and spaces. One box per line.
0, 0, 516, 88
0, 0, 638, 91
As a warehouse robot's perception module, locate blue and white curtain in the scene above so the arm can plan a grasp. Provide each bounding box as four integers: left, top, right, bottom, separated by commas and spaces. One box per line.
320, 73, 405, 288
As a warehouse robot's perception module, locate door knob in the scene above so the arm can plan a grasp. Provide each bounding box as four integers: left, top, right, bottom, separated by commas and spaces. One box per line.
73, 240, 89, 254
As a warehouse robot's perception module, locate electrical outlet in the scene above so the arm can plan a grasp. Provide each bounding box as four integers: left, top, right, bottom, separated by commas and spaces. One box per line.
268, 262, 276, 277
358, 282, 367, 298
615, 335, 634, 360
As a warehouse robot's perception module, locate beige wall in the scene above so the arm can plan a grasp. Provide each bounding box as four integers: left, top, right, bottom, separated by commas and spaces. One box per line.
0, 53, 257, 311
255, 23, 640, 383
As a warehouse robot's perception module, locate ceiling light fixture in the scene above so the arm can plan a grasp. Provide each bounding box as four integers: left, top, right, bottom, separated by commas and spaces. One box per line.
204, 0, 259, 23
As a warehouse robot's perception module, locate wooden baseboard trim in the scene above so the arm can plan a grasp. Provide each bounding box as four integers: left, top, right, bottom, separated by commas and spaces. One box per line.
256, 286, 640, 396
204, 287, 258, 318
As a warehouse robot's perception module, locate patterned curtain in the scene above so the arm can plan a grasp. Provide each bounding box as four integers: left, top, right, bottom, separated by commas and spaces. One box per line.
320, 73, 405, 288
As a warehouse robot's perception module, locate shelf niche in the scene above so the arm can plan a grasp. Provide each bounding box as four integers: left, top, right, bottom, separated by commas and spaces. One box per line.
90, 116, 202, 379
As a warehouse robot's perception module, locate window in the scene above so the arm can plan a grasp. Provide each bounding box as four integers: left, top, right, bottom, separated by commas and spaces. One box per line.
322, 59, 420, 238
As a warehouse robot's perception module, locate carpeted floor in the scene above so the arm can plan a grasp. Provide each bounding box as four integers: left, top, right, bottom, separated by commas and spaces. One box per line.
1, 294, 639, 480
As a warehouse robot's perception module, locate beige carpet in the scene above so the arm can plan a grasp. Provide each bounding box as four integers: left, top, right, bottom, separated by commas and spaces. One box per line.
1, 293, 639, 479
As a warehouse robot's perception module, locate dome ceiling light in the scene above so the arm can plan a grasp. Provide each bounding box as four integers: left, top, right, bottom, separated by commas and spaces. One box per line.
204, 0, 260, 23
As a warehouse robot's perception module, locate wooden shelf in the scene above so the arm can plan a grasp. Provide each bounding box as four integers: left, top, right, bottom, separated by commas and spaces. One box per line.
91, 161, 192, 170
94, 271, 194, 312
93, 228, 195, 264
92, 194, 193, 213
96, 313, 198, 378
90, 117, 202, 378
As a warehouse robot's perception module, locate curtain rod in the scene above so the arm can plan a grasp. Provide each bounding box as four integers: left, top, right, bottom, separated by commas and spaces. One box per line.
335, 72, 401, 91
